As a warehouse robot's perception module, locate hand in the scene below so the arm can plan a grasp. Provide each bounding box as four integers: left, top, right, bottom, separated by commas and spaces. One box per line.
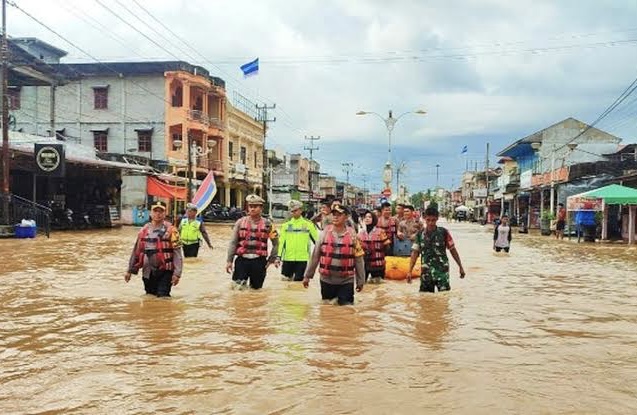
406, 274, 412, 284
225, 262, 233, 274
172, 275, 181, 286
356, 285, 363, 292
459, 267, 466, 279
397, 232, 405, 240
124, 272, 131, 283
274, 258, 281, 268
302, 277, 310, 288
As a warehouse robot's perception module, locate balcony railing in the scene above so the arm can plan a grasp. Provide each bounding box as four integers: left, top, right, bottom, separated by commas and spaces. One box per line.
187, 109, 225, 131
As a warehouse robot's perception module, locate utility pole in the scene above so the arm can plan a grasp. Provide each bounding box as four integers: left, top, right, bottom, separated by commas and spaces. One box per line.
255, 103, 275, 212
304, 135, 320, 201
186, 130, 193, 202
485, 142, 490, 222
342, 162, 352, 204
362, 174, 368, 207
1, 0, 10, 225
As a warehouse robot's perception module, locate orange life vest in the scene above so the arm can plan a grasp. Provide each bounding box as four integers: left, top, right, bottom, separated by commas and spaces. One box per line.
236, 216, 269, 257
319, 225, 356, 277
133, 221, 176, 272
359, 227, 386, 269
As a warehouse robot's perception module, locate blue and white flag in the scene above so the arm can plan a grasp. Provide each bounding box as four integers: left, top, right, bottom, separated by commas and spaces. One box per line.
461, 145, 468, 154
240, 58, 259, 78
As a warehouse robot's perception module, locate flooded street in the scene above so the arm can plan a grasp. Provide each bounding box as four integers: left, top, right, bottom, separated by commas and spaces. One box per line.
1, 221, 636, 414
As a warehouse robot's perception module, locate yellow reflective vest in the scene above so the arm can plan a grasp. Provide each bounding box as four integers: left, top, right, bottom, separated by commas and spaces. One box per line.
179, 218, 202, 245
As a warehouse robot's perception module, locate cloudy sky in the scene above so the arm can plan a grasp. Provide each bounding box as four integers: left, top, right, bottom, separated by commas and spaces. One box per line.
9, 0, 637, 194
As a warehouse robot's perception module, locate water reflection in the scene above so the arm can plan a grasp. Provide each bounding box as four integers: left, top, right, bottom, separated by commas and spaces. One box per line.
412, 294, 451, 350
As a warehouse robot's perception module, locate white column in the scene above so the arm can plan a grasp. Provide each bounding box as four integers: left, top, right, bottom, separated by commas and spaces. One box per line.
601, 202, 608, 240
629, 205, 636, 244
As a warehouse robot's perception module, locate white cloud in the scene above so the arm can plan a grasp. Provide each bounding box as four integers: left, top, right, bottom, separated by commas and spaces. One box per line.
9, 0, 637, 191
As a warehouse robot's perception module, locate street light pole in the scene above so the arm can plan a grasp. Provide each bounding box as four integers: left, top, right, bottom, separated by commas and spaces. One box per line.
436, 164, 440, 188
356, 109, 426, 196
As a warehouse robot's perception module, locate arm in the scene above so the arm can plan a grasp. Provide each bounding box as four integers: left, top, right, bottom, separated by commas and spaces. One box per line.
127, 238, 140, 274
407, 249, 419, 283
268, 223, 280, 263
199, 221, 213, 248
493, 225, 499, 241
308, 220, 319, 245
226, 221, 241, 263
508, 228, 512, 243
353, 236, 366, 291
277, 221, 287, 258
303, 232, 325, 283
449, 247, 465, 278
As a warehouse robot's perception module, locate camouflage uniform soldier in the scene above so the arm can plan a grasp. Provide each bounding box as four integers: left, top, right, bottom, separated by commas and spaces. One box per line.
408, 206, 466, 292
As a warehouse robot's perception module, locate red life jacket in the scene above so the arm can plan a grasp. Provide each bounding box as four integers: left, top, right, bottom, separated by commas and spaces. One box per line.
359, 227, 386, 269
133, 221, 176, 272
236, 216, 269, 257
377, 216, 397, 240
319, 225, 356, 277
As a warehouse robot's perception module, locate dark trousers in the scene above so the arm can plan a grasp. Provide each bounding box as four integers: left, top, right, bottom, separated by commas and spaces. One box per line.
183, 242, 200, 258
143, 269, 173, 297
320, 280, 354, 305
282, 261, 307, 281
232, 256, 268, 289
365, 265, 385, 280
495, 246, 510, 253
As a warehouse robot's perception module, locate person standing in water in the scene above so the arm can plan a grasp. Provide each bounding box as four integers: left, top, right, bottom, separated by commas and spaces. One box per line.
226, 194, 280, 290
493, 214, 512, 253
408, 206, 465, 292
358, 210, 391, 284
302, 204, 366, 305
125, 201, 183, 297
278, 200, 318, 281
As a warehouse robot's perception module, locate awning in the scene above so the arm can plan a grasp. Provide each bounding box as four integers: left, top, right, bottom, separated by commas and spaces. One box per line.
147, 176, 187, 200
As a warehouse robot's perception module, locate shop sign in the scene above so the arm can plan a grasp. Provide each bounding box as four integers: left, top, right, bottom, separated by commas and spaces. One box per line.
567, 197, 603, 212
34, 144, 65, 177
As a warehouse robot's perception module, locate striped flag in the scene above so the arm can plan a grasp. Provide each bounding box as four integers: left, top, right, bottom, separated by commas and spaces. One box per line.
461, 145, 468, 154
191, 170, 217, 212
240, 58, 259, 78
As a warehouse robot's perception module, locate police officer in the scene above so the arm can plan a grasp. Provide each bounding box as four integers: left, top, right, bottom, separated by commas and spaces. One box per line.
125, 201, 183, 297
225, 194, 280, 290
179, 203, 213, 258
278, 200, 318, 281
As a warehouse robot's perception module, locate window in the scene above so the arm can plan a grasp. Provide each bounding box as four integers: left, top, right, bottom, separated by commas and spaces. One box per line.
93, 131, 108, 152
138, 130, 152, 152
93, 87, 108, 109
229, 142, 234, 161
240, 146, 247, 165
172, 85, 183, 107
171, 133, 182, 151
254, 151, 258, 168
8, 87, 20, 110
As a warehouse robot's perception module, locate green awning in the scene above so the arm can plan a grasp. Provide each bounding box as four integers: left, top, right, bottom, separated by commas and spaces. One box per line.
577, 184, 637, 205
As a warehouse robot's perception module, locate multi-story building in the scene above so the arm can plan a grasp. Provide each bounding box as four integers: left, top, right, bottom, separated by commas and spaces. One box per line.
10, 38, 233, 221
226, 103, 264, 207
319, 176, 337, 200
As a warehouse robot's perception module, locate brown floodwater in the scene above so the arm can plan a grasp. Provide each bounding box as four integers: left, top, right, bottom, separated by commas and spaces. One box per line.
1, 221, 636, 414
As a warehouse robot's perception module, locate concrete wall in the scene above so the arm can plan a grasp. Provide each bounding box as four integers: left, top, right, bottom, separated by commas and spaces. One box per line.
14, 75, 167, 158
120, 174, 148, 225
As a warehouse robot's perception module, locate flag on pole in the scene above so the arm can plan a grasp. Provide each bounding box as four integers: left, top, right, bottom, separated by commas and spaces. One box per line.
240, 58, 259, 78
191, 170, 217, 213
461, 145, 468, 154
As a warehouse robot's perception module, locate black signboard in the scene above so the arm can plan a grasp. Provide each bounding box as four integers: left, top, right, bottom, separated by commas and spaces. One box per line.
34, 144, 65, 177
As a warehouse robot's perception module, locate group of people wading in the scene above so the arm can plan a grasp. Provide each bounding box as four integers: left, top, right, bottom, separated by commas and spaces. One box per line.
125, 194, 466, 305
